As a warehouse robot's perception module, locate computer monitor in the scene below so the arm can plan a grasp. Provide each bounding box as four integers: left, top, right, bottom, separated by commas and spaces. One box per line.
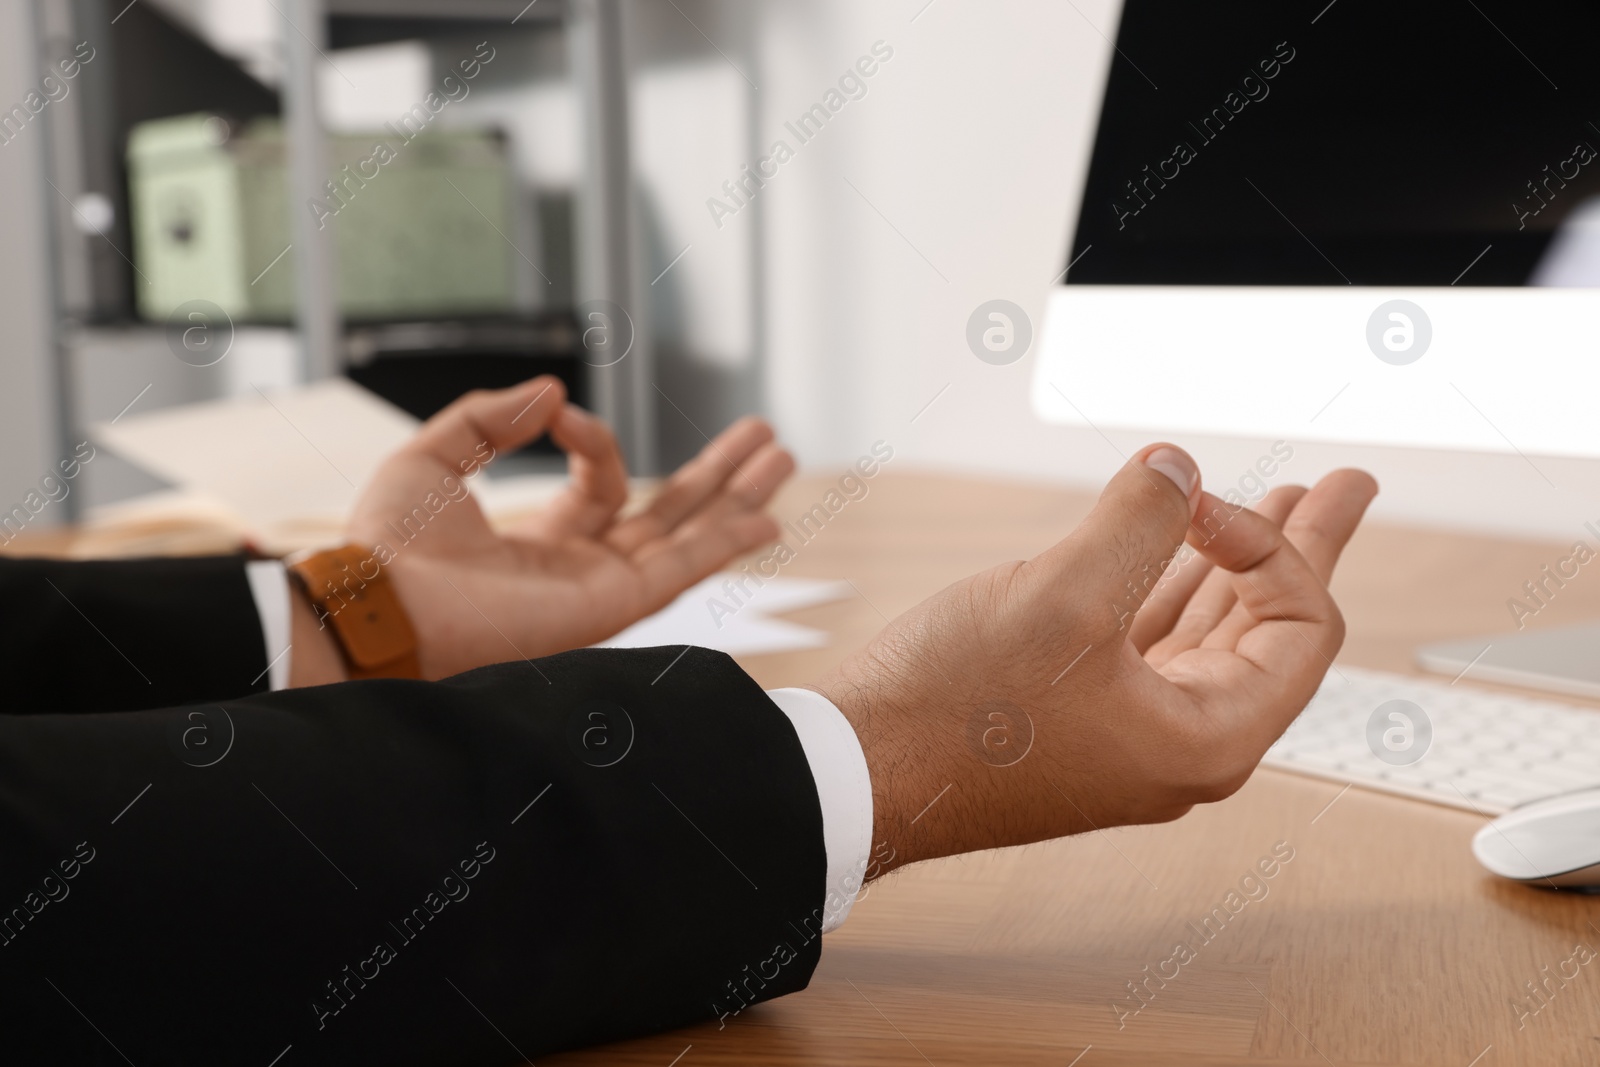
1030, 0, 1600, 696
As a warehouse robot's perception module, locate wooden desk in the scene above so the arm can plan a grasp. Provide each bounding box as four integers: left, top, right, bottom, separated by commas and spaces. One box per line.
545, 471, 1600, 1067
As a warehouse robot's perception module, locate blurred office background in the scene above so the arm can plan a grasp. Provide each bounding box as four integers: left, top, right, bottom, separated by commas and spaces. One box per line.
1, 0, 1596, 542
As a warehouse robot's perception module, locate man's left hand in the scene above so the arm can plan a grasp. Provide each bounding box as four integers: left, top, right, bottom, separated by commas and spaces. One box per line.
318, 376, 792, 681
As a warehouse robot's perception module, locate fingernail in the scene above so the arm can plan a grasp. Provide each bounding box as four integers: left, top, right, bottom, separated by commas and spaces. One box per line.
1143, 446, 1198, 498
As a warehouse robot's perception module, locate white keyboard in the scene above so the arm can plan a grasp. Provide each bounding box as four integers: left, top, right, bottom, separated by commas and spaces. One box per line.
1263, 666, 1600, 813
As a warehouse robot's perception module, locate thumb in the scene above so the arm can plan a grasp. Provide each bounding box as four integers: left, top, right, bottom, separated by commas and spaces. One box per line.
1028, 444, 1203, 625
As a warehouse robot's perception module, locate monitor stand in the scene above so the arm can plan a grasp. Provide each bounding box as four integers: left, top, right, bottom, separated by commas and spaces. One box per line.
1416, 623, 1600, 701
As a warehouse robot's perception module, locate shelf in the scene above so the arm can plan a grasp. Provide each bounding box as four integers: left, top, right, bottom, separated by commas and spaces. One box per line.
327, 0, 565, 18
328, 0, 567, 48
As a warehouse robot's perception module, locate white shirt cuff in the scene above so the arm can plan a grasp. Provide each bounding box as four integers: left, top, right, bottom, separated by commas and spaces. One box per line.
765, 687, 873, 934
245, 560, 292, 692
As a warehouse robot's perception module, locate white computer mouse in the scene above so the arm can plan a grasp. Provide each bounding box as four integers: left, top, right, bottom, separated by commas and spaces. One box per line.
1473, 787, 1600, 887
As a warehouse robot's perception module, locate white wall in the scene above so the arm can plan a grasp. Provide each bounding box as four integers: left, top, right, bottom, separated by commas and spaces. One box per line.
731, 0, 1600, 542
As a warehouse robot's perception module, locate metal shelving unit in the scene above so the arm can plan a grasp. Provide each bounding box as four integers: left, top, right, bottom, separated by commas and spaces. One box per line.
301, 0, 654, 472
40, 0, 657, 519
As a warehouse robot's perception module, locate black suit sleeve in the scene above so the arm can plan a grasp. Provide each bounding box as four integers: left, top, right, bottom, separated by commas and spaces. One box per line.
0, 646, 828, 1066
0, 555, 269, 713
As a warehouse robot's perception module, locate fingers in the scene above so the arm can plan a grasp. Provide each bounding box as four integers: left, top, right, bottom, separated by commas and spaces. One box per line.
1198, 470, 1377, 652
1183, 491, 1334, 634
631, 510, 783, 612
1279, 469, 1380, 583
539, 404, 630, 537
1138, 484, 1307, 661
1166, 473, 1377, 749
1160, 497, 1341, 750
704, 441, 796, 516
405, 376, 566, 473
1245, 484, 1311, 533
606, 417, 787, 554
1024, 443, 1201, 623
646, 442, 793, 536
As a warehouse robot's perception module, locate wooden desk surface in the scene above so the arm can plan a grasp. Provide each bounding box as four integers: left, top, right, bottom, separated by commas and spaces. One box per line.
545, 471, 1600, 1067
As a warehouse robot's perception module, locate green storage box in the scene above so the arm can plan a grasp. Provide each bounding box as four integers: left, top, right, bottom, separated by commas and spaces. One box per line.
128, 113, 517, 322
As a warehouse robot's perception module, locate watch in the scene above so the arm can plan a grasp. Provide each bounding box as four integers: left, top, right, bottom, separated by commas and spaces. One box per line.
285, 544, 421, 680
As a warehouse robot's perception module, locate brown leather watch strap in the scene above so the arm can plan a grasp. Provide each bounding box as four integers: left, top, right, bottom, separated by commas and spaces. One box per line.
286, 544, 421, 680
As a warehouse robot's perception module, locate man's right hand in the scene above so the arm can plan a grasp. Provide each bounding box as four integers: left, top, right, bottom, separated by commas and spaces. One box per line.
814, 444, 1378, 878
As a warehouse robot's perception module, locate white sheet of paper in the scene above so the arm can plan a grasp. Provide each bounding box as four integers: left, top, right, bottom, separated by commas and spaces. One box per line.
595, 576, 852, 655
92, 378, 420, 535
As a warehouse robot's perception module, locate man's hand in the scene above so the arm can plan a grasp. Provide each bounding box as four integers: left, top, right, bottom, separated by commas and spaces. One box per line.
815, 444, 1377, 878
297, 376, 793, 682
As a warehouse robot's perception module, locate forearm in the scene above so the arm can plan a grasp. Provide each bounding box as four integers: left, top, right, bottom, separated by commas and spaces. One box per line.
0, 555, 270, 712
0, 648, 826, 1063
816, 624, 1111, 881
817, 662, 1038, 881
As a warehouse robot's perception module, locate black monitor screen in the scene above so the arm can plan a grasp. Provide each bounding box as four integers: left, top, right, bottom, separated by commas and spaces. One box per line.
1067, 0, 1600, 286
